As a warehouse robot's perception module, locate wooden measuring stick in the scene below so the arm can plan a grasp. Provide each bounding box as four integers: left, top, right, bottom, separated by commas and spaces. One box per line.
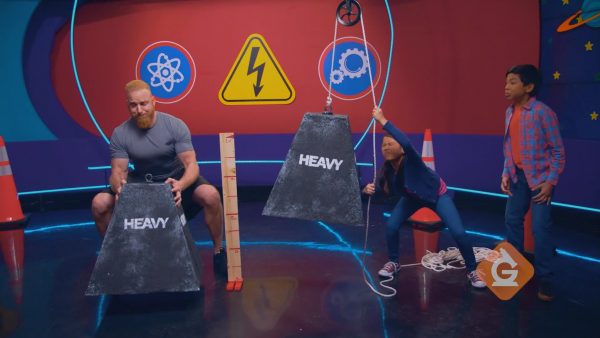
219, 133, 243, 291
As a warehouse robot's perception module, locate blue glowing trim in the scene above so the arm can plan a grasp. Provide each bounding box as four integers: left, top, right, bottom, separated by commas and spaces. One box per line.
383, 212, 505, 240
89, 160, 372, 168
200, 160, 283, 165
550, 202, 600, 213
88, 164, 135, 171
317, 221, 388, 338
198, 160, 285, 165
354, 118, 376, 151
447, 186, 507, 198
25, 222, 95, 234
96, 295, 106, 329
194, 240, 372, 255
353, 1, 394, 154
235, 160, 283, 164
353, 2, 395, 154
383, 212, 600, 263
556, 249, 600, 264
447, 186, 600, 213
464, 230, 505, 241
379, 0, 394, 109
18, 186, 108, 196
70, 0, 109, 144
25, 219, 600, 266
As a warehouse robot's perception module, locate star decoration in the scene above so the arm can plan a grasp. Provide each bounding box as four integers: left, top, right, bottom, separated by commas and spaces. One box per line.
585, 41, 593, 51
562, 0, 569, 5
592, 111, 599, 121
553, 71, 561, 80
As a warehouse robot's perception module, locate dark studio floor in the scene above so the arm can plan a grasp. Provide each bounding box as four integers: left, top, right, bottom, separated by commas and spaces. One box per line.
0, 190, 599, 338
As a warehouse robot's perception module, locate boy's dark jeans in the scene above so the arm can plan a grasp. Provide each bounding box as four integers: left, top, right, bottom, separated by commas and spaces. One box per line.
505, 168, 554, 285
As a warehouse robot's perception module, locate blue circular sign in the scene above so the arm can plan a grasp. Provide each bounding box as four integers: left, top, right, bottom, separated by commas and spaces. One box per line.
318, 38, 381, 101
136, 41, 196, 104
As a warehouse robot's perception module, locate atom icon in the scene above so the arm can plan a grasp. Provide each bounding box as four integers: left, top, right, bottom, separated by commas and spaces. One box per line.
147, 53, 185, 92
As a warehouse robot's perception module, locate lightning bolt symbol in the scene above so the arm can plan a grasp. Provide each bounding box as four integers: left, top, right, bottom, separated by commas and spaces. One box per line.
247, 47, 265, 97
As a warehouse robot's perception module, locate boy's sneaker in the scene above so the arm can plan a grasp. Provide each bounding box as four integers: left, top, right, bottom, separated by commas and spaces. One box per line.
378, 261, 399, 277
467, 270, 486, 288
213, 248, 228, 278
537, 282, 554, 302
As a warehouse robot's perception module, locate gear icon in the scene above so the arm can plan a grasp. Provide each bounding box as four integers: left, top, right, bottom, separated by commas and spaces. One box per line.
330, 70, 344, 84
338, 48, 369, 79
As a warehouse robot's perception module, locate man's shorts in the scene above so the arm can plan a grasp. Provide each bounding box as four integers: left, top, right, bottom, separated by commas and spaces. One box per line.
102, 175, 211, 221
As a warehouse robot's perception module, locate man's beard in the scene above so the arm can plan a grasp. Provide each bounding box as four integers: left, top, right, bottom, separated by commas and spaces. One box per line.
135, 111, 155, 129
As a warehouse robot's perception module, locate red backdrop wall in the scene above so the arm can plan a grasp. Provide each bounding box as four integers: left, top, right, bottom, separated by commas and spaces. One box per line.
51, 0, 539, 136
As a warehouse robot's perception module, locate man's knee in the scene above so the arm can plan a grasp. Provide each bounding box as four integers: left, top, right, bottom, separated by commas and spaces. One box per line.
194, 185, 222, 209
92, 192, 114, 215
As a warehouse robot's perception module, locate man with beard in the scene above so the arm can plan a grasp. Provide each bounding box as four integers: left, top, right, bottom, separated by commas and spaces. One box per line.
91, 80, 226, 276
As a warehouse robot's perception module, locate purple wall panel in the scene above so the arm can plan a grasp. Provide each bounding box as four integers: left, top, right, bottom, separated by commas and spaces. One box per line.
7, 133, 598, 209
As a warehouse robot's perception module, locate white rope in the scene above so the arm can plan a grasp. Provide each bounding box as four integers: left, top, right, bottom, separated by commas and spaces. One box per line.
419, 247, 494, 272
325, 15, 339, 110
324, 3, 398, 298
352, 9, 397, 298
359, 11, 378, 108
362, 246, 494, 297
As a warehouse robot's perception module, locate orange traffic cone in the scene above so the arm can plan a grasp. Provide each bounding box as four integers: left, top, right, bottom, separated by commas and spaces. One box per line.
0, 136, 25, 305
422, 129, 435, 171
0, 136, 25, 226
0, 229, 24, 304
409, 129, 441, 260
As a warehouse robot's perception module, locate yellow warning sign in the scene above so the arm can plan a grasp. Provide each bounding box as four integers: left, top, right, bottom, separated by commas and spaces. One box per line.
219, 34, 295, 105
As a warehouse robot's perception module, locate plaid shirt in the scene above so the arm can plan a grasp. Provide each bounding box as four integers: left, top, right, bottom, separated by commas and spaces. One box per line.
503, 98, 565, 187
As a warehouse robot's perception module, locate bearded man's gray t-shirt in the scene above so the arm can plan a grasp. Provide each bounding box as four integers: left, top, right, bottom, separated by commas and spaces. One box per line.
109, 112, 194, 182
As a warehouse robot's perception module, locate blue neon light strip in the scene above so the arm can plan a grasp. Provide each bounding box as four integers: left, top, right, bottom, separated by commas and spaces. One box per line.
88, 164, 135, 170
556, 249, 600, 264
18, 182, 599, 213
194, 240, 371, 255
88, 161, 373, 170
547, 202, 600, 213
354, 118, 375, 151
23, 222, 373, 255
18, 185, 108, 196
70, 0, 109, 145
24, 219, 600, 266
353, 0, 395, 153
447, 186, 600, 213
447, 186, 507, 198
96, 295, 106, 329
464, 230, 505, 241
317, 220, 388, 338
382, 212, 600, 263
25, 221, 95, 234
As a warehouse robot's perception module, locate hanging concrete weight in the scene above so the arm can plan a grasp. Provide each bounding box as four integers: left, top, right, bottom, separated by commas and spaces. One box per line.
263, 113, 363, 225
86, 183, 202, 296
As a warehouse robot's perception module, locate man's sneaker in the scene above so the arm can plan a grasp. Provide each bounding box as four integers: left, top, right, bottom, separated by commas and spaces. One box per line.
537, 282, 554, 302
467, 270, 486, 288
378, 261, 399, 277
213, 248, 227, 278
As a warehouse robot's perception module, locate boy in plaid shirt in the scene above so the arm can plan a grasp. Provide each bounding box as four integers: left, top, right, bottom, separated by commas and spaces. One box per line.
501, 64, 565, 301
